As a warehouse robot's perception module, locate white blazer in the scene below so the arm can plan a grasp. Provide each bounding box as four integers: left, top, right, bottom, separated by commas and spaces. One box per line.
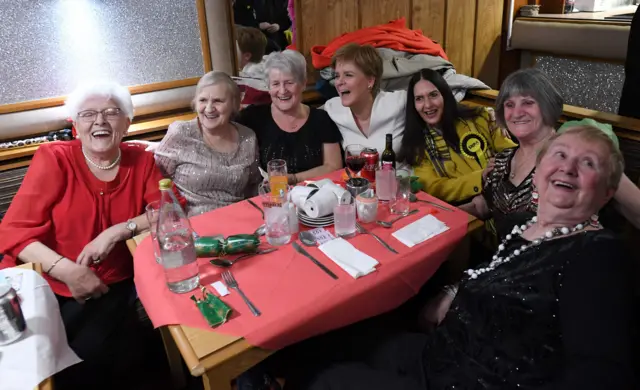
323, 90, 407, 156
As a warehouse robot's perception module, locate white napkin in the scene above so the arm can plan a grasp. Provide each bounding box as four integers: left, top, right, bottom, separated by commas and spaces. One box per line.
0, 269, 82, 390
322, 181, 352, 204
319, 238, 379, 278
303, 186, 338, 218
307, 179, 351, 204
392, 214, 450, 247
290, 186, 316, 209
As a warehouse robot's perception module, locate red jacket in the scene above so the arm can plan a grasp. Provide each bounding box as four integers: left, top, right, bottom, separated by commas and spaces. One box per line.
0, 141, 166, 296
310, 18, 448, 69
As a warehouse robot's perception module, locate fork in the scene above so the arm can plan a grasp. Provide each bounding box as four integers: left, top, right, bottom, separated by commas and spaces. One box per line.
355, 222, 399, 254
222, 270, 261, 317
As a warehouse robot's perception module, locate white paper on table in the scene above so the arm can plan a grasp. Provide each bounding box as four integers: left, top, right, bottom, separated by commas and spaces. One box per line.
319, 238, 379, 278
0, 269, 82, 390
308, 228, 335, 245
392, 214, 450, 248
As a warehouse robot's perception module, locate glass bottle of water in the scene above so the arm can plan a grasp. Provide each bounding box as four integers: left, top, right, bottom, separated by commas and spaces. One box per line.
157, 179, 199, 293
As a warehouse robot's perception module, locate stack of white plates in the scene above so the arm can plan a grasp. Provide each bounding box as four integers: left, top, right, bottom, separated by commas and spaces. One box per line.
297, 209, 334, 227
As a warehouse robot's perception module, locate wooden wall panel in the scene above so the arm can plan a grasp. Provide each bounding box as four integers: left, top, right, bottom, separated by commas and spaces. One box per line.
360, 0, 411, 29
473, 0, 504, 87
295, 0, 504, 88
296, 0, 360, 78
445, 0, 477, 76
411, 0, 446, 45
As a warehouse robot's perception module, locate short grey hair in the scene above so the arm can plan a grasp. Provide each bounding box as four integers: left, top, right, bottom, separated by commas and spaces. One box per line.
65, 81, 134, 121
193, 71, 241, 113
263, 50, 307, 85
495, 68, 564, 130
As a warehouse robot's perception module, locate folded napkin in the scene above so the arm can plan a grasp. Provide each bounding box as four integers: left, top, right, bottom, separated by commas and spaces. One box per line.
392, 214, 449, 248
290, 186, 317, 209
318, 238, 379, 278
307, 179, 351, 202
303, 186, 338, 218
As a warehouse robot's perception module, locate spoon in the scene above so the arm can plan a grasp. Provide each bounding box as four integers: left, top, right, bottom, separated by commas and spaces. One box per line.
209, 248, 278, 267
254, 224, 266, 236
409, 193, 453, 212
299, 231, 317, 247
376, 209, 419, 228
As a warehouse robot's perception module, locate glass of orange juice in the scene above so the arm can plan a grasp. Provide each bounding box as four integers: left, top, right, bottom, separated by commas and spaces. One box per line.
267, 159, 288, 196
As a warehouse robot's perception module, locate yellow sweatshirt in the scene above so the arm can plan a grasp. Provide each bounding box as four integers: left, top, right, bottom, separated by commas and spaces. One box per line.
414, 108, 516, 204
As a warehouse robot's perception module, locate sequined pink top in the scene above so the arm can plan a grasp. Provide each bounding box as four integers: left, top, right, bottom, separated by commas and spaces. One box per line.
154, 119, 261, 217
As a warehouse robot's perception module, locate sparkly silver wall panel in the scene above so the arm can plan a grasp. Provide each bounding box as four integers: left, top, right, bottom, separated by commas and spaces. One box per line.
534, 55, 624, 114
0, 0, 204, 105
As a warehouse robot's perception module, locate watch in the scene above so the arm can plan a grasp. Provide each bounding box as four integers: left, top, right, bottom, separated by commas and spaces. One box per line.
125, 220, 137, 238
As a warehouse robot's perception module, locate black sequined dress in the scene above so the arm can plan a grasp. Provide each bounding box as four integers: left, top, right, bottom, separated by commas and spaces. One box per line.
422, 229, 634, 389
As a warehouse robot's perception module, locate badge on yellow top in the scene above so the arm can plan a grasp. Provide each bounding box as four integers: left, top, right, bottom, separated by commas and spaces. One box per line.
460, 132, 488, 167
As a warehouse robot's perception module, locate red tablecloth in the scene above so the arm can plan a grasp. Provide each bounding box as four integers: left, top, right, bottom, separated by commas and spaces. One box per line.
133, 172, 469, 350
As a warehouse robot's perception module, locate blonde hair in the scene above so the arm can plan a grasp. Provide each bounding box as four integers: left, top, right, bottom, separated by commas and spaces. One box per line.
331, 43, 383, 96
537, 125, 624, 189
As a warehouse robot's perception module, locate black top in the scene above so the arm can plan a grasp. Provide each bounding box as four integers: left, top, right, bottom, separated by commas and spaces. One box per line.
423, 227, 635, 389
233, 0, 259, 28
237, 104, 342, 174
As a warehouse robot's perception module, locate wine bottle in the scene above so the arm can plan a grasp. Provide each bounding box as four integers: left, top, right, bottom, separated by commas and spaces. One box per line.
381, 134, 396, 170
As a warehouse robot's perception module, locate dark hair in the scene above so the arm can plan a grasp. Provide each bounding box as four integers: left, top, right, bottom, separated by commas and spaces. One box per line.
398, 68, 481, 166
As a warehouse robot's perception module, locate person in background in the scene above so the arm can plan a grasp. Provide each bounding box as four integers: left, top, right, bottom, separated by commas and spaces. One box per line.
461, 68, 640, 236
618, 5, 640, 119
235, 25, 272, 107
237, 25, 268, 78
255, 0, 291, 51
398, 68, 515, 204
233, 0, 281, 54
286, 126, 635, 390
0, 81, 167, 388
238, 50, 343, 184
154, 71, 261, 217
323, 43, 406, 158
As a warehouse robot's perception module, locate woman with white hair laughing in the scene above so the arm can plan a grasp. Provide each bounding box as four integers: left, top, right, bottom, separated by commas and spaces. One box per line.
0, 81, 170, 387
238, 50, 343, 184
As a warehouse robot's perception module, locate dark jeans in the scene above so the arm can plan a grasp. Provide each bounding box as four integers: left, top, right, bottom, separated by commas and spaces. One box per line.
54, 279, 137, 390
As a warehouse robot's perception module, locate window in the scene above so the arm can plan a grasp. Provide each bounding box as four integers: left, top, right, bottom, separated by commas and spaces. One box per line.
0, 0, 205, 106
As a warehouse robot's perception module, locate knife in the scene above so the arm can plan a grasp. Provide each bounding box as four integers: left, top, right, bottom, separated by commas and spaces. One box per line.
292, 242, 338, 280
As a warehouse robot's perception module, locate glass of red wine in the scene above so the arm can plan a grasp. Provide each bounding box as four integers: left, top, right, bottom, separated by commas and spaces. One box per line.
345, 144, 365, 177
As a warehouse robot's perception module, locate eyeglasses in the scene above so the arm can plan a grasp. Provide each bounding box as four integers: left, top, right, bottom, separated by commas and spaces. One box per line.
77, 108, 122, 122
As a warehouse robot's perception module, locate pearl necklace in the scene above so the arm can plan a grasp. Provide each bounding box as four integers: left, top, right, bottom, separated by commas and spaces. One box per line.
82, 148, 121, 170
465, 216, 592, 279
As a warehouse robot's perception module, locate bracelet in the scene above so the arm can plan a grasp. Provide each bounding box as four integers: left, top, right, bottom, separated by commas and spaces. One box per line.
442, 284, 458, 298
45, 255, 65, 274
